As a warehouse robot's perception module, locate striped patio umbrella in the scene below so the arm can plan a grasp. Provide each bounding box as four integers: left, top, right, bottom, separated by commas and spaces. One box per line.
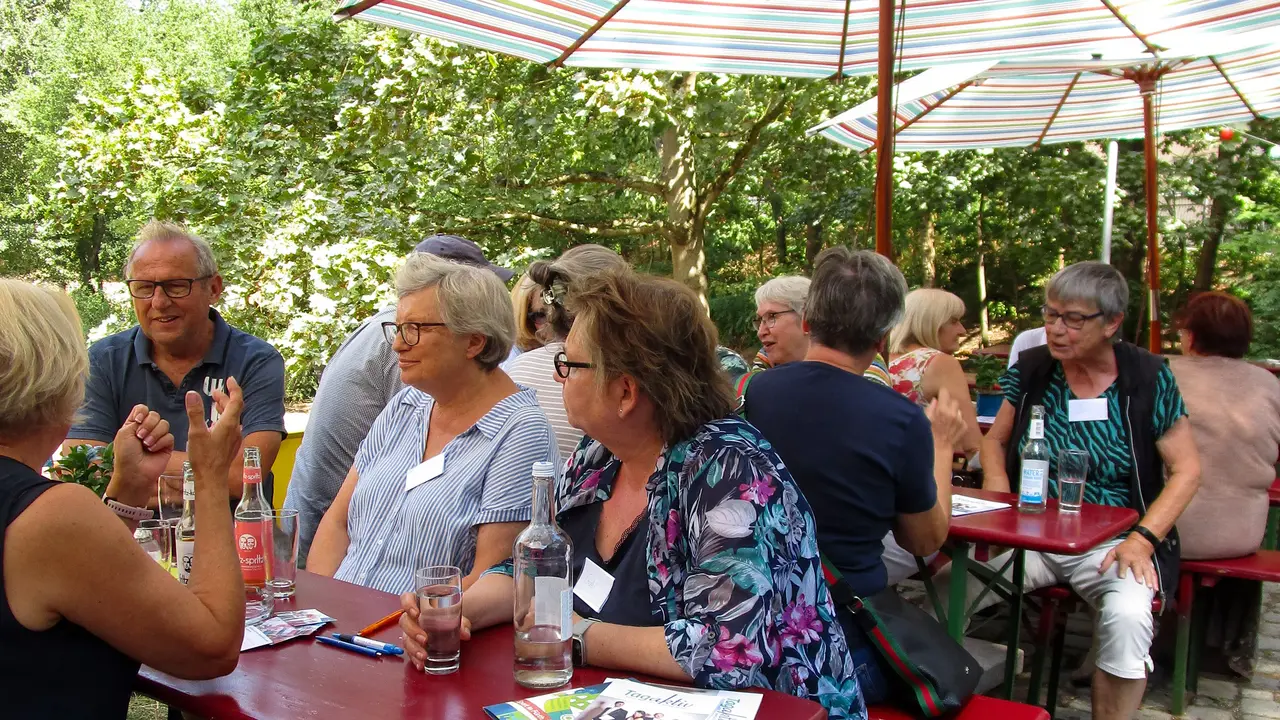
335, 0, 1280, 266
809, 35, 1280, 350
333, 0, 1280, 81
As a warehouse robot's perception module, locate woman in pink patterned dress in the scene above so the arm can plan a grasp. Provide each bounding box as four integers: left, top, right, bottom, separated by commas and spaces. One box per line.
888, 289, 983, 462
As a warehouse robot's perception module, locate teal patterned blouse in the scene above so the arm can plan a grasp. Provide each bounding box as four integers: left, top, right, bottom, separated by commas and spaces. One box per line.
1000, 361, 1187, 507
489, 416, 866, 719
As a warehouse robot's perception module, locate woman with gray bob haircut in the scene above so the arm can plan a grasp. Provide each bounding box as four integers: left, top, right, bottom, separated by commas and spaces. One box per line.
804, 247, 906, 356
308, 253, 559, 594
976, 260, 1200, 719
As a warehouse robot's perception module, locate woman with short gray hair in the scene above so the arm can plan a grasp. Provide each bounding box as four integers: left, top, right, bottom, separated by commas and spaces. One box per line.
750, 272, 893, 385
308, 253, 559, 594
976, 260, 1200, 719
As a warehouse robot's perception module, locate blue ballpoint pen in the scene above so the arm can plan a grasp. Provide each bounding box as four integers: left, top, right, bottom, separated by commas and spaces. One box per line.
334, 633, 405, 656
316, 635, 382, 658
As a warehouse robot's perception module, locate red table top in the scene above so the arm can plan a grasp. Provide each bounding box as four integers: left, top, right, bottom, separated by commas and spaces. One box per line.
137, 571, 827, 720
949, 488, 1138, 555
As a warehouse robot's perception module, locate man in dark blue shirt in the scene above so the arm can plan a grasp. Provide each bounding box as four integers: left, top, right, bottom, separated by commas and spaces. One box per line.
63, 221, 285, 502
743, 247, 964, 598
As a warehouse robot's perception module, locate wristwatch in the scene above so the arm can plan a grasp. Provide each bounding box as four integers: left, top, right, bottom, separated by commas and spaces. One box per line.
571, 617, 599, 667
104, 496, 153, 521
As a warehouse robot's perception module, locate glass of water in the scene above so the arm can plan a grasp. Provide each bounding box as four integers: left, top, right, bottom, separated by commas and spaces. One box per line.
136, 519, 175, 577
267, 510, 299, 599
416, 565, 463, 674
1058, 449, 1089, 513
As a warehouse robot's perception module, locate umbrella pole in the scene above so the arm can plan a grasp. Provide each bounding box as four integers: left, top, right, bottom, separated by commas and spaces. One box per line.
1142, 84, 1161, 352
873, 0, 894, 258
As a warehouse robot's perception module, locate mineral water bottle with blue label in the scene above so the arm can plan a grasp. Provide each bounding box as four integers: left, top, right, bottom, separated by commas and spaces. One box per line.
513, 461, 573, 689
1018, 405, 1050, 513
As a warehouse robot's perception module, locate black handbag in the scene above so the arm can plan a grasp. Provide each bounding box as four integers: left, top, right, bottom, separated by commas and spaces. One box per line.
822, 555, 981, 716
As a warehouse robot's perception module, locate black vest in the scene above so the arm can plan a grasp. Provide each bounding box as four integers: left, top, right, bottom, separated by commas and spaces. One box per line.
1005, 342, 1178, 604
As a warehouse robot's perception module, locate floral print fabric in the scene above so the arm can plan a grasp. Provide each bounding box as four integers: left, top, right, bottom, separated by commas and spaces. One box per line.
491, 416, 866, 719
888, 347, 943, 407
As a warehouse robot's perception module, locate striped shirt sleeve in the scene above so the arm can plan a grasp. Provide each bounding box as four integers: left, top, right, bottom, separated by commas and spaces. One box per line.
475, 405, 559, 525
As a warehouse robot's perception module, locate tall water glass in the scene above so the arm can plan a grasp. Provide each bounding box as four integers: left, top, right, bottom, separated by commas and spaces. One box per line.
136, 519, 174, 576
416, 565, 463, 674
157, 473, 184, 523
1058, 449, 1089, 513
267, 510, 300, 599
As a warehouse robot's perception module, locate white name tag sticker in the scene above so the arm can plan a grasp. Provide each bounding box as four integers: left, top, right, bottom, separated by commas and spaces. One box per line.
1069, 398, 1109, 423
573, 557, 616, 613
405, 454, 445, 492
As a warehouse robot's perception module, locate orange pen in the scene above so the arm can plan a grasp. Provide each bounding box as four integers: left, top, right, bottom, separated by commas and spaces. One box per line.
356, 609, 405, 637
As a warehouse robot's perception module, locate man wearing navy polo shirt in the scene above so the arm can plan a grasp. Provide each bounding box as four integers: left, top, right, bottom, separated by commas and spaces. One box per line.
62, 221, 286, 501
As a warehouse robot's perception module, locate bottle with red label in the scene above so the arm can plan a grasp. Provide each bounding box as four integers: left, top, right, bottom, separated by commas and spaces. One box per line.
235, 446, 273, 624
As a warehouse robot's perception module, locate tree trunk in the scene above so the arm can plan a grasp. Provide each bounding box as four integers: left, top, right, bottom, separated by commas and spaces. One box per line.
804, 220, 824, 271
76, 213, 106, 292
658, 74, 706, 306
764, 176, 787, 265
922, 212, 936, 287
976, 195, 989, 346
1194, 145, 1233, 292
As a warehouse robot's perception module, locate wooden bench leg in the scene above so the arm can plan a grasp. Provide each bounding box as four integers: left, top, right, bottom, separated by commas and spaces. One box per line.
1171, 573, 1196, 716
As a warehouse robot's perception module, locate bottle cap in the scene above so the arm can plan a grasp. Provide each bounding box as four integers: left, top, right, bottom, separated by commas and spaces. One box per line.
532, 461, 555, 478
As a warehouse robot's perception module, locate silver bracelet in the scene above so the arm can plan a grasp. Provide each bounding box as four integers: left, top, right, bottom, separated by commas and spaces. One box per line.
104, 496, 153, 521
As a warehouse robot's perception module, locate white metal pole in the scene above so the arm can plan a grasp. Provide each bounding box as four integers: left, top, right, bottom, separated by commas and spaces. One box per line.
1101, 140, 1118, 264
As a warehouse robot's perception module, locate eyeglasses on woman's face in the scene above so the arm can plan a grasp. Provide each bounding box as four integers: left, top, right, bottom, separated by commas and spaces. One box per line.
1041, 304, 1104, 331
381, 321, 447, 347
553, 350, 594, 379
752, 309, 796, 331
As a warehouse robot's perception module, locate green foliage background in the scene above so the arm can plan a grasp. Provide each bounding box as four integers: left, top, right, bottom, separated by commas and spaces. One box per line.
2, 0, 1277, 401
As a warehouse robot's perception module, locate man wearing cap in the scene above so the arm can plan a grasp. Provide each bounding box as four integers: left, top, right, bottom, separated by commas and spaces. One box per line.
285, 234, 513, 562
62, 220, 287, 506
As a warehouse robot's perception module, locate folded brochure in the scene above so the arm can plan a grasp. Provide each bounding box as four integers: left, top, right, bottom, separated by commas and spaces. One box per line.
241, 609, 335, 651
485, 678, 762, 720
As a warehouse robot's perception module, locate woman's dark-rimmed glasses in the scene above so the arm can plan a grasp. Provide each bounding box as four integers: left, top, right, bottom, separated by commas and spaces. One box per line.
553, 351, 593, 379
1040, 305, 1104, 331
382, 321, 447, 347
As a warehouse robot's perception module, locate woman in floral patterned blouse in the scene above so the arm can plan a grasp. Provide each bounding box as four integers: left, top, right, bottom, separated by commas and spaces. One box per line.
396, 268, 867, 719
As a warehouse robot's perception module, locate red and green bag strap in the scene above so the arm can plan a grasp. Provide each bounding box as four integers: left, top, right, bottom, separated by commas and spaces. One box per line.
819, 554, 945, 717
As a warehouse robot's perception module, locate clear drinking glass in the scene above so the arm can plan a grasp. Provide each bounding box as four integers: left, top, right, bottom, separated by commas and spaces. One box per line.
157, 473, 184, 522
416, 565, 463, 674
1057, 449, 1089, 513
136, 519, 173, 575
267, 510, 300, 599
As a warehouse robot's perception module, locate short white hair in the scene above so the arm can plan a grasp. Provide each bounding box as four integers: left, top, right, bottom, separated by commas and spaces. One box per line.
0, 280, 87, 437
755, 275, 811, 315
396, 253, 515, 370
125, 221, 219, 278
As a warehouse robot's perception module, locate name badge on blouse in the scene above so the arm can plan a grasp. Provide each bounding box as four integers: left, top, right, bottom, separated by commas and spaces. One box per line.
573, 557, 616, 613
1068, 398, 1109, 423
405, 454, 445, 493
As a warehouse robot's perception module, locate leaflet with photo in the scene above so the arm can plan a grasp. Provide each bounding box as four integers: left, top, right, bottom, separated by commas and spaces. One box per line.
483, 679, 761, 720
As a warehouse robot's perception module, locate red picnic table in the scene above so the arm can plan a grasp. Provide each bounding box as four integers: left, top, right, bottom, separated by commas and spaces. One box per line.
920, 488, 1139, 699
137, 571, 828, 720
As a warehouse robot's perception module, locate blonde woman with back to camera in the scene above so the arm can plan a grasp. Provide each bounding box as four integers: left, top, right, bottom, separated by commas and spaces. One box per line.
0, 279, 247, 719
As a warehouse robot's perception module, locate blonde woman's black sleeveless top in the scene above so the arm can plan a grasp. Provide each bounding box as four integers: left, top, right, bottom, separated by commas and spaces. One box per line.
0, 456, 140, 718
